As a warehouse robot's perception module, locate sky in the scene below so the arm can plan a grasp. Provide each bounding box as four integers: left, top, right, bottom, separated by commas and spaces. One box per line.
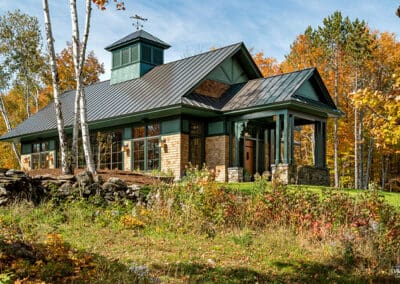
1, 1, 399, 80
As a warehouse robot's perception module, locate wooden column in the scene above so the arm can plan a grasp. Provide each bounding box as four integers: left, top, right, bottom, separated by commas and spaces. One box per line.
282, 112, 293, 164
314, 120, 326, 168
275, 114, 281, 165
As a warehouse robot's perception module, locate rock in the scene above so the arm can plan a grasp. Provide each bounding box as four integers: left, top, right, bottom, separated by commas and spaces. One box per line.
93, 175, 104, 184
83, 182, 102, 197
58, 182, 75, 197
76, 171, 94, 187
0, 168, 9, 174
108, 177, 127, 190
0, 196, 8, 205
57, 175, 75, 181
0, 186, 9, 196
5, 169, 26, 177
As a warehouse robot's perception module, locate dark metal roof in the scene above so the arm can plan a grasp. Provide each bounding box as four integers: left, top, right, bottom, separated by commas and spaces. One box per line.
0, 42, 244, 141
182, 67, 338, 114
105, 30, 171, 51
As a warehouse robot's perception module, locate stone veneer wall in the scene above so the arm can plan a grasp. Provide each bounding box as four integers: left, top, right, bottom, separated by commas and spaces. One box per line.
205, 135, 229, 182
272, 164, 330, 186
161, 133, 188, 180
21, 154, 31, 171
297, 165, 330, 186
271, 164, 297, 184
122, 140, 131, 171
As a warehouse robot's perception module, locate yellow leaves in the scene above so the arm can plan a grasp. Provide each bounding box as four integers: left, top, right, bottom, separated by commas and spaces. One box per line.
252, 52, 280, 77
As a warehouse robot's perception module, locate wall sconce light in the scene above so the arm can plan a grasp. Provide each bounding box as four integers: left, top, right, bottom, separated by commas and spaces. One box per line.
123, 143, 130, 157
159, 138, 167, 148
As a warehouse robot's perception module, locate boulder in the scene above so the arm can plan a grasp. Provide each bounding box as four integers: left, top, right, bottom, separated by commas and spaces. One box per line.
5, 169, 27, 178
76, 171, 94, 187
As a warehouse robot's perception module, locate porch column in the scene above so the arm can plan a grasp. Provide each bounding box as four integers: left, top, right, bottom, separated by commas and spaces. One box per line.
314, 120, 326, 168
275, 114, 281, 164
233, 121, 246, 166
282, 112, 294, 164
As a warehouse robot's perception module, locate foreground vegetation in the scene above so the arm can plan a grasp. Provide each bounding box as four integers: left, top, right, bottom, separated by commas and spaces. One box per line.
1, 170, 400, 283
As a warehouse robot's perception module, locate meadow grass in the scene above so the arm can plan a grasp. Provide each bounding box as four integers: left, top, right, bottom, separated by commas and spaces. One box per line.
1, 177, 399, 283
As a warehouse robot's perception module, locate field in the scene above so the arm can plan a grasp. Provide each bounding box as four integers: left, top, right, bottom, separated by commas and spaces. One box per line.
1, 173, 399, 283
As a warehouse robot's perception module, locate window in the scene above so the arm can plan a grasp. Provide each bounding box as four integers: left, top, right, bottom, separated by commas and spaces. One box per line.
189, 121, 204, 167
153, 48, 163, 65
141, 45, 152, 63
94, 130, 123, 170
66, 130, 123, 170
112, 50, 121, 68
31, 141, 52, 169
132, 122, 160, 171
131, 44, 139, 62
121, 48, 130, 65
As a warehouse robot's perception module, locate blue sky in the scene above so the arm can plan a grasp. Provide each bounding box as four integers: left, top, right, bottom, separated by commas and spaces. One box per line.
1, 1, 399, 80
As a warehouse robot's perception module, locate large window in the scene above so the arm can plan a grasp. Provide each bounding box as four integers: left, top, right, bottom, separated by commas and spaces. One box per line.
31, 141, 52, 169
132, 123, 160, 171
189, 121, 204, 167
63, 130, 123, 170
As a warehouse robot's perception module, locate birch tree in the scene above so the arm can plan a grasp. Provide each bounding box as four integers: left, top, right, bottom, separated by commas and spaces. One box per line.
42, 0, 71, 174
69, 0, 96, 173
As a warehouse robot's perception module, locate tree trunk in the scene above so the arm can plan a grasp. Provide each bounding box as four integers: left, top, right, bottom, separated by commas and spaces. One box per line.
354, 108, 359, 189
381, 155, 388, 191
359, 111, 364, 189
69, 0, 96, 173
365, 135, 374, 189
42, 0, 71, 175
333, 50, 339, 188
69, 0, 80, 170
0, 95, 21, 167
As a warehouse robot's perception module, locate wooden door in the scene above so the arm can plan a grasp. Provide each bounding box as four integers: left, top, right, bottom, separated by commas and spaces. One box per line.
244, 140, 254, 175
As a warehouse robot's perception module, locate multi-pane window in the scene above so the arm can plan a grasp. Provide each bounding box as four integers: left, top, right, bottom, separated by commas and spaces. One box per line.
67, 130, 123, 170
132, 123, 160, 171
189, 121, 204, 167
31, 141, 51, 169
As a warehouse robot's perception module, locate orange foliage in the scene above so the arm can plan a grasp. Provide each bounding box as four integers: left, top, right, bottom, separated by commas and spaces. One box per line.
252, 52, 280, 77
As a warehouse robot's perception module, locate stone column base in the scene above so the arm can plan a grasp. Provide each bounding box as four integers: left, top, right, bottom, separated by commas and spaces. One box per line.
271, 164, 297, 184
228, 167, 243, 182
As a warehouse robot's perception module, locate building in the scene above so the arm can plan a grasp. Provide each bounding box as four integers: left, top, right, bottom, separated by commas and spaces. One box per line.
0, 30, 340, 184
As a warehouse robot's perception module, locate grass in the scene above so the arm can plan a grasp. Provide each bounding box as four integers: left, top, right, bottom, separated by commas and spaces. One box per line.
225, 182, 400, 208
0, 200, 375, 283
1, 178, 399, 283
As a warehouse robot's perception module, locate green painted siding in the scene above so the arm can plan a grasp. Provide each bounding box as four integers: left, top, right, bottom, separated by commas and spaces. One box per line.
21, 143, 31, 154
123, 127, 132, 139
207, 121, 225, 135
161, 119, 180, 134
110, 63, 141, 84
181, 119, 189, 133
207, 57, 249, 84
49, 140, 56, 151
295, 80, 319, 101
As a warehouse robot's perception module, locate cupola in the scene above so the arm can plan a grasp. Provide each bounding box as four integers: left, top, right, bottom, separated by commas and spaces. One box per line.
105, 30, 170, 84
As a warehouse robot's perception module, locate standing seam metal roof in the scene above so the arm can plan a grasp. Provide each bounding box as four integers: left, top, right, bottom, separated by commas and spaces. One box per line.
0, 42, 243, 140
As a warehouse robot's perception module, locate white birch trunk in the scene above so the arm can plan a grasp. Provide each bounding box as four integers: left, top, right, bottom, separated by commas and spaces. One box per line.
70, 0, 80, 170
42, 0, 71, 174
70, 0, 96, 173
0, 95, 21, 167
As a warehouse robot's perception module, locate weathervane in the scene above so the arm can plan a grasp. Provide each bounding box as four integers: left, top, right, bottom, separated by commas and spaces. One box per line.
130, 14, 148, 30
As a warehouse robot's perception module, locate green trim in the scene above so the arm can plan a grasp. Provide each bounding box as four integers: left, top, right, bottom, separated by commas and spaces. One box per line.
161, 118, 180, 134
207, 121, 225, 136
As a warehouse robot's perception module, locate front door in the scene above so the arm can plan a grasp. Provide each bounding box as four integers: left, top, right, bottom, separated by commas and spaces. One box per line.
244, 140, 254, 175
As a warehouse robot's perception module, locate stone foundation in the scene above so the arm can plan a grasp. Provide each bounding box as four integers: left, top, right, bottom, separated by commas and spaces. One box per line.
297, 165, 330, 186
205, 135, 229, 182
271, 164, 297, 184
271, 164, 330, 186
228, 167, 243, 182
